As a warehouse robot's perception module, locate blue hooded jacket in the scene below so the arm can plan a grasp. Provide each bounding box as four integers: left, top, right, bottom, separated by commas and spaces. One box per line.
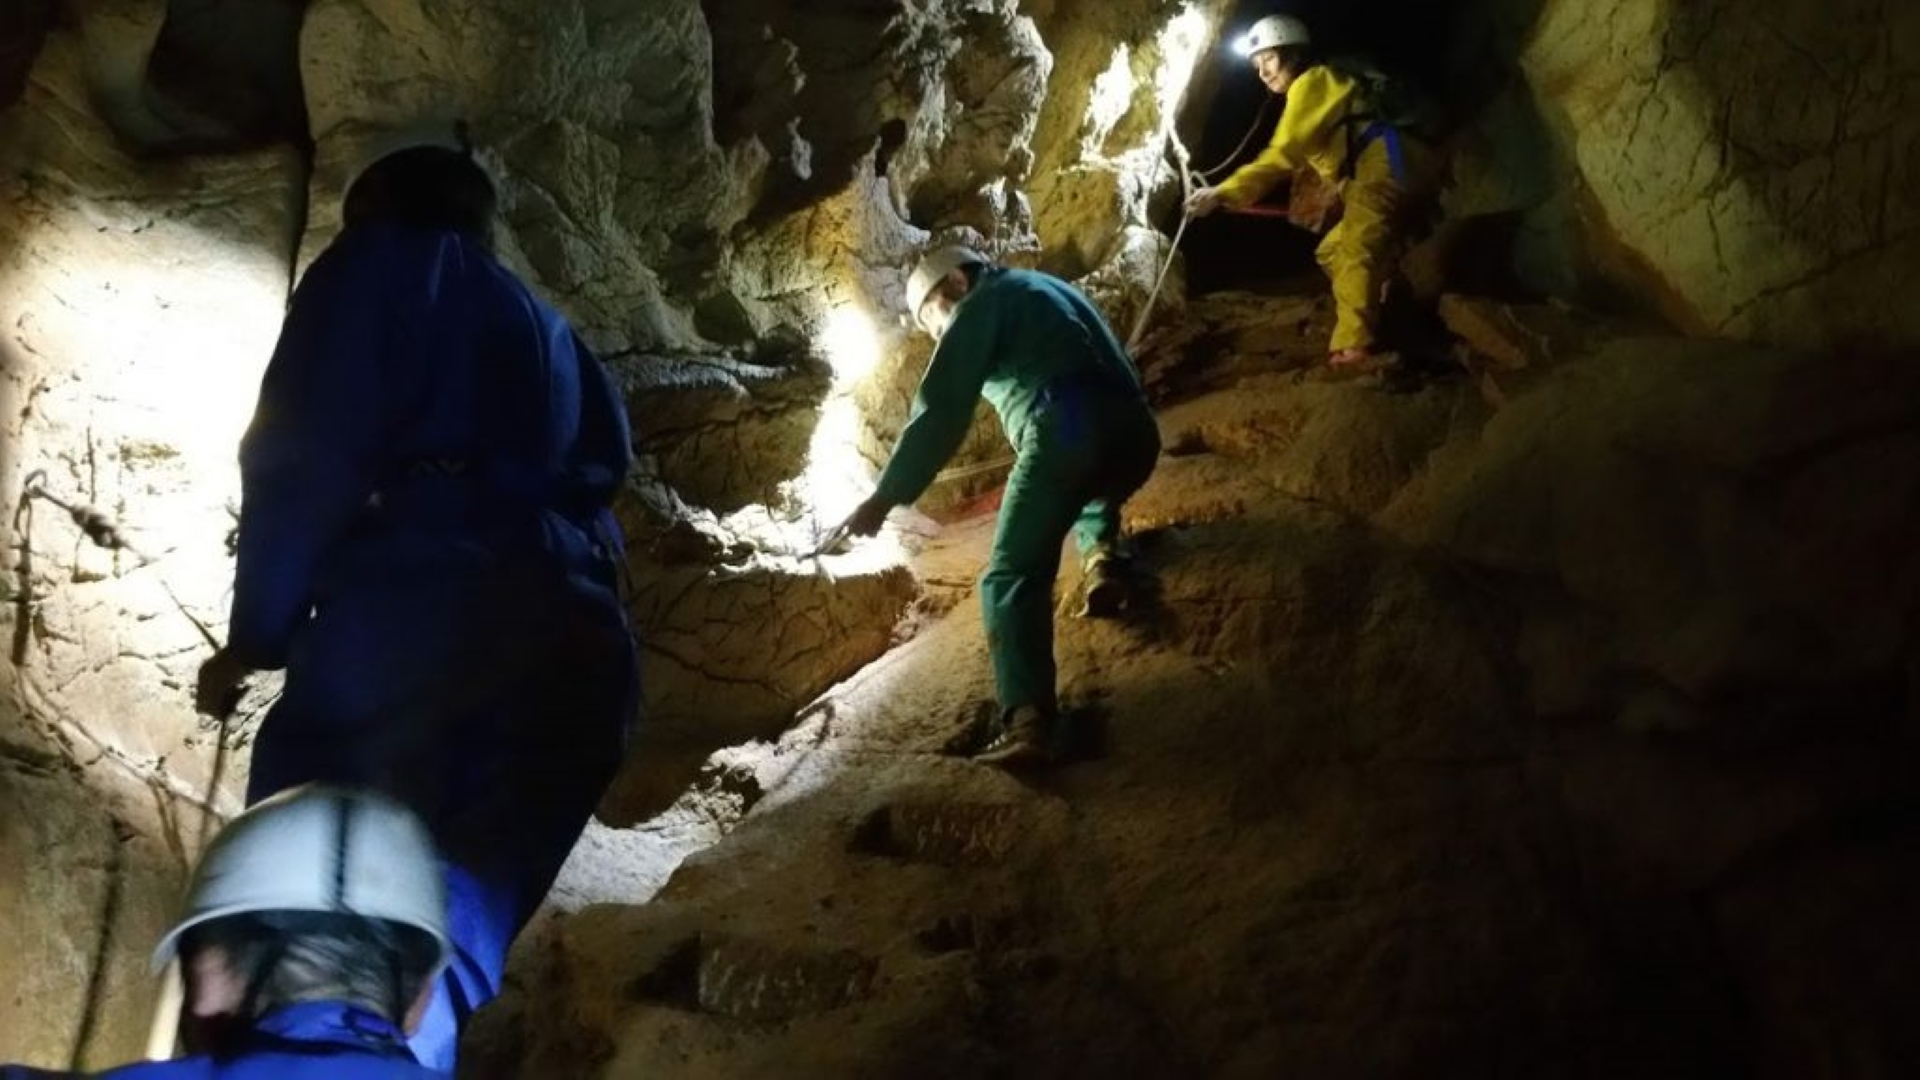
226, 222, 632, 669
1, 1002, 445, 1079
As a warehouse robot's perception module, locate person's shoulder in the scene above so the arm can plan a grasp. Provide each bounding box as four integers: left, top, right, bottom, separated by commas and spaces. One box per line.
1296, 64, 1349, 94
313, 222, 493, 276
1003, 267, 1087, 302
993, 266, 1072, 296
295, 222, 416, 293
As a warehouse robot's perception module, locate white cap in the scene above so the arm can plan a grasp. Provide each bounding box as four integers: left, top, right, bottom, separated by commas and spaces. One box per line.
906, 245, 988, 321
1235, 15, 1311, 57
152, 786, 450, 971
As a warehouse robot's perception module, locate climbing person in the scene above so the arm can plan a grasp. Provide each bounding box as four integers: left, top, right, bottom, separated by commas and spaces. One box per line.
835, 246, 1160, 767
0, 785, 452, 1078
191, 133, 639, 1071
1185, 14, 1440, 372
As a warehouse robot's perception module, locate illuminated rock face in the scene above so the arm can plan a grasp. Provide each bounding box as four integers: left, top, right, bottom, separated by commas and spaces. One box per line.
1460, 0, 1920, 350
0, 25, 301, 1065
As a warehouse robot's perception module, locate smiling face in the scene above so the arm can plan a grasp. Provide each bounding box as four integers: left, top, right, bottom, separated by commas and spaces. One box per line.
1251, 47, 1296, 94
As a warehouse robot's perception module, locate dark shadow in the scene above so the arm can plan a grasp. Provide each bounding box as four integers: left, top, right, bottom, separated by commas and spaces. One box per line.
0, 0, 56, 111
3, 339, 28, 669
142, 0, 309, 151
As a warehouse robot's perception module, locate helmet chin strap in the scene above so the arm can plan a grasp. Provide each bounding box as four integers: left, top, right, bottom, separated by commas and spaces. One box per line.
917, 293, 957, 340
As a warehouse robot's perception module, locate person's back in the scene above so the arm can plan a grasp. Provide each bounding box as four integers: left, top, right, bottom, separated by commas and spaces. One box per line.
199, 141, 642, 1072
227, 217, 630, 665
956, 266, 1149, 448
87, 1002, 442, 1079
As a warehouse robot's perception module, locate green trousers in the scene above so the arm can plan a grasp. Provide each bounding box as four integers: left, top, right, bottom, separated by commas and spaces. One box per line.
981, 382, 1160, 713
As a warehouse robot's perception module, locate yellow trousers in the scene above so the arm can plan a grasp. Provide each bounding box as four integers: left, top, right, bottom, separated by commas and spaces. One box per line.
1314, 137, 1426, 352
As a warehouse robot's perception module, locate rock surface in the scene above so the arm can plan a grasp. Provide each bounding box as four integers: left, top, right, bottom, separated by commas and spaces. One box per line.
1486, 0, 1920, 349
3, 0, 1918, 1074
0, 27, 295, 1063
0, 741, 186, 1071
0, 25, 297, 813
473, 307, 1920, 1078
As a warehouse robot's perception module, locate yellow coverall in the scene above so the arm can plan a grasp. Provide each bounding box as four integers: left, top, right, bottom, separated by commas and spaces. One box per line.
1215, 65, 1414, 353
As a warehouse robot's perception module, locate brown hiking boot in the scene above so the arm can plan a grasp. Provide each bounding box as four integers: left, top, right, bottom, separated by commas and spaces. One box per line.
974, 705, 1063, 768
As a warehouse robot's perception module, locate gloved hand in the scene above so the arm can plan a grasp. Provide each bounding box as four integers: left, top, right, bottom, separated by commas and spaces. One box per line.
195, 647, 255, 719
840, 495, 893, 538
1185, 187, 1225, 218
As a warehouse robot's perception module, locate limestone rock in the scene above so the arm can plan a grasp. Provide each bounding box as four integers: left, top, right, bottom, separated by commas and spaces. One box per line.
617, 350, 832, 513
1073, 223, 1182, 353
478, 321, 1920, 1078
1025, 1, 1228, 279
0, 26, 298, 819
0, 754, 185, 1071
601, 551, 918, 825
143, 0, 308, 149
0, 0, 55, 109
899, 10, 1051, 232
298, 0, 757, 352
1133, 290, 1336, 398
1436, 294, 1607, 405
1382, 339, 1920, 725
1156, 371, 1474, 518
1437, 295, 1574, 372
1511, 0, 1920, 348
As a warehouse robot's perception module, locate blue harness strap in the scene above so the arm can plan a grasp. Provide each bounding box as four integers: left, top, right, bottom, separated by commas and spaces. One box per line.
1355, 121, 1408, 184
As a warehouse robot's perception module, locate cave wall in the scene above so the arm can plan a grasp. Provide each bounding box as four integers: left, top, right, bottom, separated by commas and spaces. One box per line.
0, 13, 301, 1064
0, 0, 1236, 1065
1452, 0, 1920, 349
10, 0, 1910, 1072
0, 0, 56, 110
470, 290, 1920, 1080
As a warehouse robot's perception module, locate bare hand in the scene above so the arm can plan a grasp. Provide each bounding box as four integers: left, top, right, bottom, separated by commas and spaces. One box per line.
195, 647, 254, 719
841, 496, 892, 539
1185, 187, 1225, 218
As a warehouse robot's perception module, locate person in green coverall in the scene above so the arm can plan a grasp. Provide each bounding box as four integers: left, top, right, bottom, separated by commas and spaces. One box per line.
837, 246, 1161, 766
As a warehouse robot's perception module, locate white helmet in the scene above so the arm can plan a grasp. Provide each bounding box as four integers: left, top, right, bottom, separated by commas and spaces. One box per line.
152, 786, 451, 971
1236, 14, 1311, 57
906, 245, 988, 321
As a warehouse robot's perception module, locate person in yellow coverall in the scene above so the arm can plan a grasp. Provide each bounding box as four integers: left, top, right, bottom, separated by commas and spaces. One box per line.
1187, 14, 1431, 370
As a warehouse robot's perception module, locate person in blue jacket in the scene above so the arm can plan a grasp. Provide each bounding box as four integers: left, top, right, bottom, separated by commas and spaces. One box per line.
838, 246, 1160, 766
192, 138, 639, 1070
1, 785, 453, 1079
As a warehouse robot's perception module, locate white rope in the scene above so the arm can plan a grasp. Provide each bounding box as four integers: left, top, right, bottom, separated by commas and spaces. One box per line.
1190, 95, 1273, 182
1126, 129, 1203, 352
931, 101, 1275, 481
932, 453, 1016, 484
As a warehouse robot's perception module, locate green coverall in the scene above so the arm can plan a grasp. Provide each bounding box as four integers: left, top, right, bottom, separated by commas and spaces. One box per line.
875, 267, 1160, 713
